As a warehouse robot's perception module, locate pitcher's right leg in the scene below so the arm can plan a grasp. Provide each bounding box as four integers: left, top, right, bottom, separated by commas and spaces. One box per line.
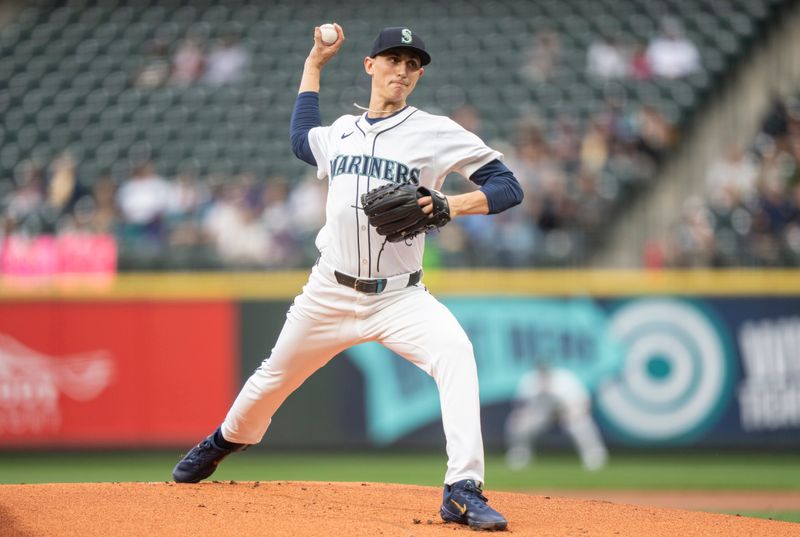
221, 294, 352, 445
174, 267, 356, 482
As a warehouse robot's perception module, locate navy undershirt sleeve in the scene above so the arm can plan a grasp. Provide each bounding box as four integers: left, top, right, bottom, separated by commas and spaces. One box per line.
469, 159, 524, 214
289, 91, 321, 166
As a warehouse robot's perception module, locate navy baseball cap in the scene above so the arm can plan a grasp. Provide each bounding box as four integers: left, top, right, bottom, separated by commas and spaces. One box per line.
369, 27, 431, 66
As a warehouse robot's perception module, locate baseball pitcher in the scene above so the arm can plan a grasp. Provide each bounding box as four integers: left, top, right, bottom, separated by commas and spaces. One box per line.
173, 24, 523, 532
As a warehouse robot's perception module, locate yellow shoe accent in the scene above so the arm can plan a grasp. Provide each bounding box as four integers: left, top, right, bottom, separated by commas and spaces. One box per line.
450, 499, 467, 515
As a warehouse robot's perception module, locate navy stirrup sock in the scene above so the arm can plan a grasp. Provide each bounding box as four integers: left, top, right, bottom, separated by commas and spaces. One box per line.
213, 428, 244, 450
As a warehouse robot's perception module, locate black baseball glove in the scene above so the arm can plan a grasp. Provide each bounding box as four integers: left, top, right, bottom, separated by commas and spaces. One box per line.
360, 183, 451, 243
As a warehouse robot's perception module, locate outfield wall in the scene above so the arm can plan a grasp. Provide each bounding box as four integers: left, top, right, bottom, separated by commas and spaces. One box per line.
0, 270, 798, 450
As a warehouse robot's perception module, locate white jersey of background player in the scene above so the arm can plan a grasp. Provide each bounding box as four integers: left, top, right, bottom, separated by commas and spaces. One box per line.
505, 364, 609, 471
173, 24, 523, 531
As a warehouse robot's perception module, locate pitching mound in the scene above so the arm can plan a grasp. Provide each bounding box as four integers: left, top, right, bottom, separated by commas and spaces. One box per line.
2, 481, 799, 537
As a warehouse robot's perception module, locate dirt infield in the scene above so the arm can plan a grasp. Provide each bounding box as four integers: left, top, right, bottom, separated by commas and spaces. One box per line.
1, 481, 799, 537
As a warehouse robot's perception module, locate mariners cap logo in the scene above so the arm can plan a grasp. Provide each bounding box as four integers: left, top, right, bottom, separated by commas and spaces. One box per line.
369, 26, 431, 65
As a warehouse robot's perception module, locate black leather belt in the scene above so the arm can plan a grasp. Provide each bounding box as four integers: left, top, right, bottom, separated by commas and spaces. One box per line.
334, 269, 422, 294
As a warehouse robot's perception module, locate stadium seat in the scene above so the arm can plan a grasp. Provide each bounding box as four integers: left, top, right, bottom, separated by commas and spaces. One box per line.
0, 0, 790, 269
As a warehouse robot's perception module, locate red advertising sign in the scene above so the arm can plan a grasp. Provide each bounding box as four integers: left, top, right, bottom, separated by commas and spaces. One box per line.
0, 302, 237, 447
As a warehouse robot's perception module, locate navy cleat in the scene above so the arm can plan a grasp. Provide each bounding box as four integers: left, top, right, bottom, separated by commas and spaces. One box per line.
172, 428, 246, 483
440, 479, 508, 531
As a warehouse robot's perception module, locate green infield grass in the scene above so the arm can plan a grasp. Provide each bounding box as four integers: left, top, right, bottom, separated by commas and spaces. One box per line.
0, 450, 798, 489
725, 511, 800, 523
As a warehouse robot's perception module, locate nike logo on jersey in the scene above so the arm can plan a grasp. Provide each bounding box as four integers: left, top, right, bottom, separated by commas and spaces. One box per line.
341, 132, 353, 139
329, 154, 420, 184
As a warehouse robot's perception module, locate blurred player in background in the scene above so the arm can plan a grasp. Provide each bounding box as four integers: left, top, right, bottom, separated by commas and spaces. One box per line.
505, 363, 608, 471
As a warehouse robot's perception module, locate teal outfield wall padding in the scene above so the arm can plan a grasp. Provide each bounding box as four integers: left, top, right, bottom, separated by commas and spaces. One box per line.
235, 296, 800, 450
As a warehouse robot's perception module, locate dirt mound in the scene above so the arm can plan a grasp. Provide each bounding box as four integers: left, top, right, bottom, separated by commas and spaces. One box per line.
1, 481, 798, 537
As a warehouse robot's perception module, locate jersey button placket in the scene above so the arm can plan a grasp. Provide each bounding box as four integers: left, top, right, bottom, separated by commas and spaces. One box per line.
360, 133, 375, 276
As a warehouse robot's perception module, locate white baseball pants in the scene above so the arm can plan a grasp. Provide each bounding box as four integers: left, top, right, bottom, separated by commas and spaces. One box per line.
220, 261, 485, 485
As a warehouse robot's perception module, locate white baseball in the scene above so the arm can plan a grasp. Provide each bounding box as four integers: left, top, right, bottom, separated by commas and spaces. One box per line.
320, 23, 338, 45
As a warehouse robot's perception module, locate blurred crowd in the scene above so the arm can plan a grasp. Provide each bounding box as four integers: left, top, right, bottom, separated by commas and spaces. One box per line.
133, 31, 250, 89
1, 153, 325, 270
646, 94, 800, 267
0, 17, 693, 272
430, 98, 674, 267
523, 17, 700, 84
5, 14, 796, 272
1, 94, 675, 270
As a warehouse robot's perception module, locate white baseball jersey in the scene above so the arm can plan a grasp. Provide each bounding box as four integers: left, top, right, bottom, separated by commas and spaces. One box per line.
221, 105, 503, 486
307, 107, 502, 277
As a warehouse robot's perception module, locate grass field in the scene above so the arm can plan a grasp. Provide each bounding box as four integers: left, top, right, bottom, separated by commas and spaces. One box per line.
2, 451, 798, 521
2, 450, 798, 488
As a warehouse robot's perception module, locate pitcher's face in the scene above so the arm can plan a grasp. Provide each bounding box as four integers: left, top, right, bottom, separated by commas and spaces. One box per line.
365, 49, 424, 105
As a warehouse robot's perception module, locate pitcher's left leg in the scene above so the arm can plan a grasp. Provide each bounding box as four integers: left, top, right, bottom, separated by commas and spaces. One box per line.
375, 289, 483, 485
375, 289, 507, 530
369, 288, 506, 530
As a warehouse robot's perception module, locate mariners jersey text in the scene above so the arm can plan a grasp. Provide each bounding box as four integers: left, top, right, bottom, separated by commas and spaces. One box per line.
329, 154, 421, 185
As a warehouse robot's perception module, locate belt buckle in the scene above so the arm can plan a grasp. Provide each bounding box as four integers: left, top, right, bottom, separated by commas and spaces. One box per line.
353, 278, 373, 294
353, 278, 386, 294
